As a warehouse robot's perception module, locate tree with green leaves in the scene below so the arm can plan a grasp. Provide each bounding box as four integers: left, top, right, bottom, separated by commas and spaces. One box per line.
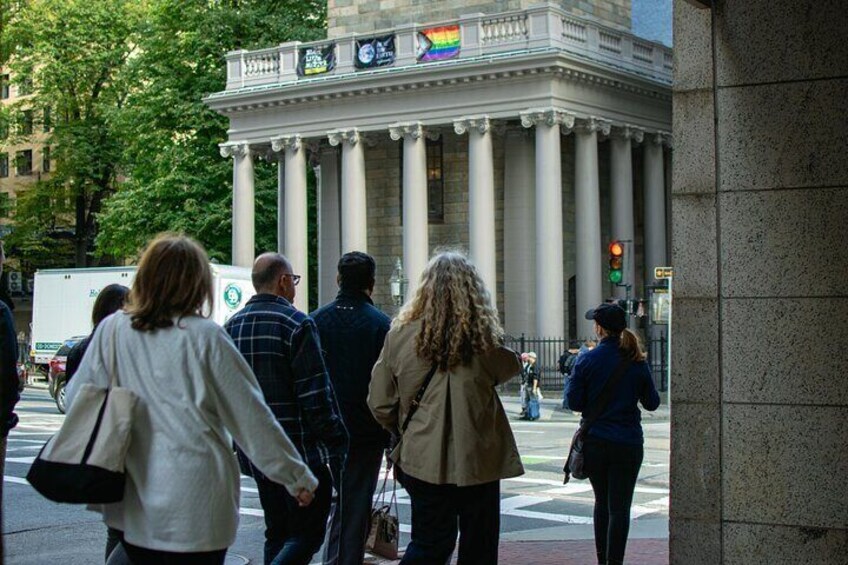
1, 0, 147, 267
96, 0, 326, 268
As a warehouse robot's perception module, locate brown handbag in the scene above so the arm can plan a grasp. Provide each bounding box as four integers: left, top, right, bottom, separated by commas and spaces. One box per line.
365, 470, 399, 559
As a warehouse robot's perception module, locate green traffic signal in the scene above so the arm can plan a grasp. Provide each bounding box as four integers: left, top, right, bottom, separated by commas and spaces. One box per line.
609, 269, 623, 284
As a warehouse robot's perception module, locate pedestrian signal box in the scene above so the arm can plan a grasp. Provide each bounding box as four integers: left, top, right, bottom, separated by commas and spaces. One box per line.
608, 241, 624, 284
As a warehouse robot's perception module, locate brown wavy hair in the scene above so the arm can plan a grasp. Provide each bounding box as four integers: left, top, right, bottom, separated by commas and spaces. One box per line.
396, 251, 503, 370
126, 234, 212, 331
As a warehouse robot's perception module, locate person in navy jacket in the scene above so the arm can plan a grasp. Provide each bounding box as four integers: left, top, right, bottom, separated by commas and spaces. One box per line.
565, 303, 660, 565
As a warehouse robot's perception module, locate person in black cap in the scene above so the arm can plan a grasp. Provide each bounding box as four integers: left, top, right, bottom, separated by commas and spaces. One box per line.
564, 303, 660, 565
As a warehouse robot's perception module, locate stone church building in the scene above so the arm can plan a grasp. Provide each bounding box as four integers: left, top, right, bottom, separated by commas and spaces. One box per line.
207, 0, 672, 340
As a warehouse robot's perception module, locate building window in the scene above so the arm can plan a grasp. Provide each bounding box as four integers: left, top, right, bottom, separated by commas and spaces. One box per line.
398, 137, 445, 223
0, 75, 9, 99
17, 75, 33, 96
19, 110, 34, 135
0, 153, 8, 178
0, 193, 9, 218
43, 106, 52, 132
0, 119, 8, 141
42, 147, 51, 173
16, 150, 32, 176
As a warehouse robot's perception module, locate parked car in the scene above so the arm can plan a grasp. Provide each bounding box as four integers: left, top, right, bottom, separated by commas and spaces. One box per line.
47, 336, 86, 413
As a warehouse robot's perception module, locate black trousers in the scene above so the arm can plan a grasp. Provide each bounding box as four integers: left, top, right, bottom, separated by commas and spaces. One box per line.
323, 445, 384, 565
584, 436, 644, 565
400, 473, 500, 565
122, 542, 226, 565
256, 463, 333, 565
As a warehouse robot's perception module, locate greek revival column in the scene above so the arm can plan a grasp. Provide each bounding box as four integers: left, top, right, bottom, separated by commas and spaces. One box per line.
644, 133, 670, 288
610, 125, 643, 298
574, 117, 610, 338
389, 122, 429, 299
520, 108, 570, 339
318, 147, 341, 306
272, 134, 309, 312
219, 141, 254, 268
328, 128, 367, 253
454, 116, 496, 295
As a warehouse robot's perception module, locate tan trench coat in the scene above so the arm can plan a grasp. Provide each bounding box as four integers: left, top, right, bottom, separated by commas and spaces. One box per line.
368, 320, 525, 487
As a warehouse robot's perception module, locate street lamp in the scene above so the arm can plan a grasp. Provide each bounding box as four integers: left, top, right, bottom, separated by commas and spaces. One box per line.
389, 257, 407, 307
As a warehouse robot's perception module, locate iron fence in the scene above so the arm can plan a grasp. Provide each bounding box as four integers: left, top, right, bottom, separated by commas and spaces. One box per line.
502, 333, 669, 394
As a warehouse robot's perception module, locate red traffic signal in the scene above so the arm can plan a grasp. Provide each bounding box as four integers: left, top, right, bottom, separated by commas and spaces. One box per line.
608, 241, 624, 284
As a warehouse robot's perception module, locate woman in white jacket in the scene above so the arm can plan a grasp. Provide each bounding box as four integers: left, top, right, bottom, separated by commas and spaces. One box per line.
68, 234, 317, 565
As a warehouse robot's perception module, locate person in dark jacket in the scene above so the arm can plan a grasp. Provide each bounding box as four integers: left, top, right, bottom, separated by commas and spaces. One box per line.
311, 252, 391, 565
1, 240, 20, 565
565, 304, 660, 565
226, 252, 348, 565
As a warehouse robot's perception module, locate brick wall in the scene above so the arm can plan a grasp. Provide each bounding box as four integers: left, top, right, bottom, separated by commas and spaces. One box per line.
328, 0, 631, 38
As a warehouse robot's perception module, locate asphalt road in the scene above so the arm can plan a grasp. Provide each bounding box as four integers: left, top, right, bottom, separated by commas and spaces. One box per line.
2, 388, 669, 564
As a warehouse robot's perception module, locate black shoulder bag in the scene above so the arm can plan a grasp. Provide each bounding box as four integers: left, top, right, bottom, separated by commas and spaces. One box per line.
400, 362, 439, 434
562, 355, 631, 484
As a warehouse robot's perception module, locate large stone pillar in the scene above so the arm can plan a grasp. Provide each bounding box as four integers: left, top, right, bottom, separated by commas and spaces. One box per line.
574, 117, 610, 338
389, 122, 429, 299
220, 141, 254, 267
318, 147, 341, 306
272, 134, 309, 312
454, 116, 496, 296
328, 128, 367, 253
520, 108, 569, 338
610, 125, 643, 299
644, 133, 669, 287
503, 129, 536, 336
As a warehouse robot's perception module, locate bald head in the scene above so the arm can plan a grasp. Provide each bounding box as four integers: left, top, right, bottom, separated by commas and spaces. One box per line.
252, 253, 291, 294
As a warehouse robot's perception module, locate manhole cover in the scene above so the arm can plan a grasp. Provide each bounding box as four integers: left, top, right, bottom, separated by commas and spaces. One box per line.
225, 554, 250, 564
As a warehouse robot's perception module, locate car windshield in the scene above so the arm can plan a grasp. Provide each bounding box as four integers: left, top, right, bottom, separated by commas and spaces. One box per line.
55, 339, 79, 357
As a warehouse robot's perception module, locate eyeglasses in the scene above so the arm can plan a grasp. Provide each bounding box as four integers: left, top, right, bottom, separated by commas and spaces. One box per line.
283, 273, 301, 286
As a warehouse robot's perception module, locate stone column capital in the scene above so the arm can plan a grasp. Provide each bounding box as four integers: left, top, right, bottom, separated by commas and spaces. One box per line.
219, 141, 251, 159
328, 128, 362, 147
575, 116, 612, 136
610, 125, 645, 144
271, 134, 302, 153
520, 108, 575, 130
453, 115, 491, 136
649, 131, 673, 148
389, 122, 424, 141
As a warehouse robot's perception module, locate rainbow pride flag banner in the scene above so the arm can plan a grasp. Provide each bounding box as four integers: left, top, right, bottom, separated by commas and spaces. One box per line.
417, 25, 461, 62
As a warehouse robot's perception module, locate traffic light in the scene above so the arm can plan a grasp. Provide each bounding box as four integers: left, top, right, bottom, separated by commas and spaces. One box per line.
608, 241, 624, 284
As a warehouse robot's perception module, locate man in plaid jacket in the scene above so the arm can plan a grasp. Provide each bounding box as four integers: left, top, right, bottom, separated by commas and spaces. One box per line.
225, 252, 348, 565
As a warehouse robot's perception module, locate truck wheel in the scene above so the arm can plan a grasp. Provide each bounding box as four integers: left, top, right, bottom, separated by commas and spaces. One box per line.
55, 379, 67, 414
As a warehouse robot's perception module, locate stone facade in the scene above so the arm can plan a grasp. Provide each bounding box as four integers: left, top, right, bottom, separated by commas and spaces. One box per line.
670, 1, 848, 563
328, 0, 632, 38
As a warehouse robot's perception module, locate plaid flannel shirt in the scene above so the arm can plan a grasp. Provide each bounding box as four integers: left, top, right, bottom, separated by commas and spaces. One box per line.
225, 294, 348, 469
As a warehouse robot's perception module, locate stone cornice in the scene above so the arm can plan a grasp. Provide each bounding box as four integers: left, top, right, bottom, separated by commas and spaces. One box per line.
453, 116, 491, 136
206, 53, 672, 116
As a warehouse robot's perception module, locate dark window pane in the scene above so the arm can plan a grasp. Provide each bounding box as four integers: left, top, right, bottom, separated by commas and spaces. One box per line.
16, 150, 32, 176
42, 147, 51, 173
0, 153, 8, 177
0, 75, 9, 99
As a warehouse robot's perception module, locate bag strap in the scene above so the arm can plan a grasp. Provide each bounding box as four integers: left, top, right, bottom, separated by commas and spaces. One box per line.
579, 354, 631, 435
400, 362, 439, 434
107, 316, 120, 389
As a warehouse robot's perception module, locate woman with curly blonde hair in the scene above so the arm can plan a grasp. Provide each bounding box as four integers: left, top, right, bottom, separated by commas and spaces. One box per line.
369, 251, 524, 564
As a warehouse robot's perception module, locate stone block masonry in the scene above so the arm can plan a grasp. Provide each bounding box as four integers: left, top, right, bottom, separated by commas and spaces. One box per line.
328, 0, 631, 38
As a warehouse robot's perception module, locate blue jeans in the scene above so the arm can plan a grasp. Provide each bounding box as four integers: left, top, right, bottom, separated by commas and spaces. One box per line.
584, 436, 644, 565
400, 473, 500, 565
255, 463, 333, 565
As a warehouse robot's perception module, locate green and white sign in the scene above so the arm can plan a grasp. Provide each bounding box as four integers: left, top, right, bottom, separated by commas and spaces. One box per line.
223, 283, 243, 309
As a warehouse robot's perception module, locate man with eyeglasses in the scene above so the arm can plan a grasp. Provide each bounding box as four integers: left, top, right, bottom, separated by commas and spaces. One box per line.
225, 252, 348, 565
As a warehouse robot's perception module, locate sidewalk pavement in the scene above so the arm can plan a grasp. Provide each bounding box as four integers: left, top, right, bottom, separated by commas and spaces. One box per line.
498, 393, 671, 423
366, 539, 669, 564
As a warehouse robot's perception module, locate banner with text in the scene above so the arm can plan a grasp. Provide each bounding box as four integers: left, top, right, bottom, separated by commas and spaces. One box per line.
355, 35, 396, 69
297, 44, 336, 77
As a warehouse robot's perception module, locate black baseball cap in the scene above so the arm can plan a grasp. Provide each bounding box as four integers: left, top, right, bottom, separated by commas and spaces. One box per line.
585, 303, 627, 332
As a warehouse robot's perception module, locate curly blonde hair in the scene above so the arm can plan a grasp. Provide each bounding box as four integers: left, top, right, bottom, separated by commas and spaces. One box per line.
396, 251, 503, 370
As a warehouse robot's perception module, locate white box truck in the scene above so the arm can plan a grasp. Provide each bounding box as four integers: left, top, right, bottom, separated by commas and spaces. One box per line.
30, 264, 255, 365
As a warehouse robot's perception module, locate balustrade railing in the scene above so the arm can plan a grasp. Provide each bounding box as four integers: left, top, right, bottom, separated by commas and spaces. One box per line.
222, 4, 672, 91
